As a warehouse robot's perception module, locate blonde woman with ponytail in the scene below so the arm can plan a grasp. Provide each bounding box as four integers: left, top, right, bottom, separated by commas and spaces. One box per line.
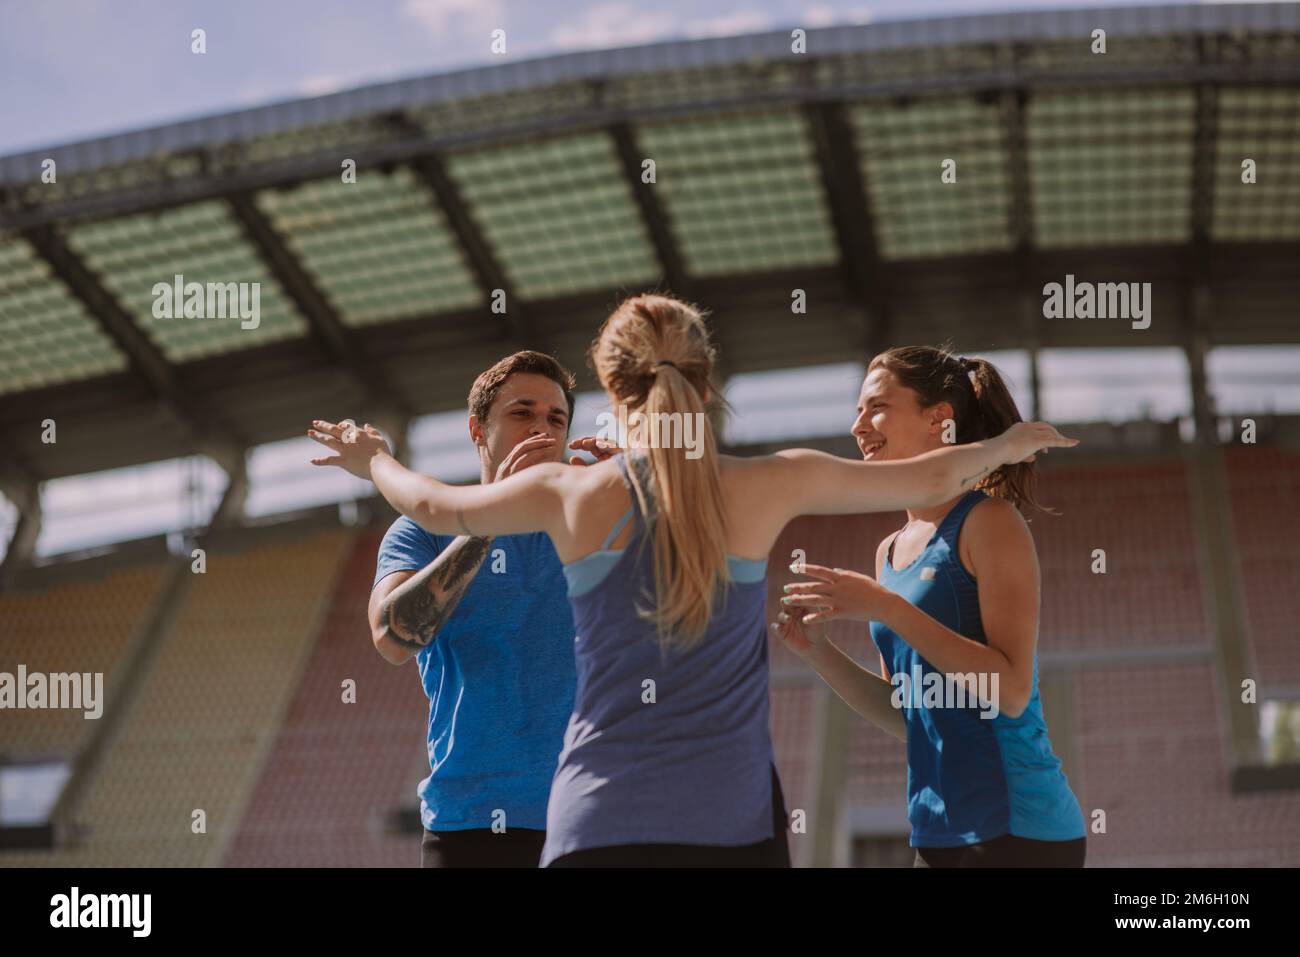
309, 297, 1077, 867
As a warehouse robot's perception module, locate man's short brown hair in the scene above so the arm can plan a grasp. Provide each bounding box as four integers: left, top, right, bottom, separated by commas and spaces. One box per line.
468, 351, 578, 433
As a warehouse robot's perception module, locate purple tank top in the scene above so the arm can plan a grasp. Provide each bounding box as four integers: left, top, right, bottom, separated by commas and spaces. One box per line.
539, 454, 779, 865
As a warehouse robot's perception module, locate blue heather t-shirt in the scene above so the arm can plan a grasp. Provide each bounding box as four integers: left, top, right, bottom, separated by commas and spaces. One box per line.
373, 517, 576, 832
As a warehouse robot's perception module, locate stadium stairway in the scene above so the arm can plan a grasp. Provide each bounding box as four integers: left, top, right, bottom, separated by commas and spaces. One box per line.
3, 527, 349, 866
222, 530, 428, 867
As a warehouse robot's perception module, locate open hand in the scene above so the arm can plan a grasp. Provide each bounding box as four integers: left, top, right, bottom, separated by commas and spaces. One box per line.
1000, 421, 1078, 465
567, 436, 621, 466
781, 563, 899, 625
308, 419, 391, 480
770, 603, 829, 660
495, 433, 561, 482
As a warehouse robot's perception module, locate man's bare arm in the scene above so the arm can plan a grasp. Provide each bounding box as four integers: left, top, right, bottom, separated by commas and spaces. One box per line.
369, 535, 495, 665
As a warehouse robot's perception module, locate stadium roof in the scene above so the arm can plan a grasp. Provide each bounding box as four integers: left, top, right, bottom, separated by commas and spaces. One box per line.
1, 1, 1299, 483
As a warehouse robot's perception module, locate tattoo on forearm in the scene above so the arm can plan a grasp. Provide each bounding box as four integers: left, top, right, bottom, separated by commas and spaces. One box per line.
383, 535, 493, 649
959, 465, 990, 488
384, 628, 425, 653
455, 508, 474, 537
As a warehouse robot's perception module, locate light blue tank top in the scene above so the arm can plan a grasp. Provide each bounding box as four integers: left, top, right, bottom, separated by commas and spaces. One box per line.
539, 454, 780, 865
871, 489, 1086, 847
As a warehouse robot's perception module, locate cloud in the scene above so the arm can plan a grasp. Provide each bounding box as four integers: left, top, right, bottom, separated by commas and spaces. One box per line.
683, 8, 775, 39
549, 2, 675, 51
804, 4, 873, 28
232, 83, 275, 107
296, 73, 349, 96
401, 0, 507, 38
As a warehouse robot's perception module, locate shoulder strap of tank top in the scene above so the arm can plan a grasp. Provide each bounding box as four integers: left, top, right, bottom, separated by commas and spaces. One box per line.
935, 489, 988, 547
614, 452, 649, 524
884, 528, 903, 566
600, 508, 635, 551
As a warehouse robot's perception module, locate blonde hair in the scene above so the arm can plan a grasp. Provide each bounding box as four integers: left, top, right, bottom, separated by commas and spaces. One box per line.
589, 293, 727, 649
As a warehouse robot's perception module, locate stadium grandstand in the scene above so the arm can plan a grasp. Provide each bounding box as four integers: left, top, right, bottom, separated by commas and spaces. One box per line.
1, 2, 1299, 867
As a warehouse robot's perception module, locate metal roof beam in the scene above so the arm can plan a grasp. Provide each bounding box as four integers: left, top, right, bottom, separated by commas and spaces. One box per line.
226, 191, 410, 420
610, 121, 690, 296
0, 471, 40, 588
21, 226, 244, 466
1001, 58, 1044, 419
409, 150, 542, 350
804, 100, 891, 357
1191, 38, 1219, 252
607, 119, 735, 382
10, 77, 1300, 234
1186, 36, 1222, 446
12, 60, 1300, 233
382, 112, 542, 352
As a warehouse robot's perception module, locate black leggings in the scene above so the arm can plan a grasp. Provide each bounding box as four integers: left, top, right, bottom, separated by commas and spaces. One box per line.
548, 764, 791, 868
913, 834, 1086, 868
421, 826, 546, 868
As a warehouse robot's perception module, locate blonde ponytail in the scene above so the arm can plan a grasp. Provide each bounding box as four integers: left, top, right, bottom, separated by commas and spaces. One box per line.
590, 295, 728, 649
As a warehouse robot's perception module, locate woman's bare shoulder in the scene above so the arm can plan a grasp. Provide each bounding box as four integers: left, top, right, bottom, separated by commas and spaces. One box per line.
964, 495, 1035, 551
717, 451, 783, 492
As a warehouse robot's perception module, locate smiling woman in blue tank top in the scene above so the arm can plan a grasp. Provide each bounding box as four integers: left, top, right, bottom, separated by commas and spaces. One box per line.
308, 304, 1077, 868
778, 347, 1087, 867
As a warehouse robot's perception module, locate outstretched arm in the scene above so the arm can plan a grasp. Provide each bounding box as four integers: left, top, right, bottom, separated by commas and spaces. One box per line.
770, 422, 1075, 521
308, 420, 570, 540
370, 452, 566, 539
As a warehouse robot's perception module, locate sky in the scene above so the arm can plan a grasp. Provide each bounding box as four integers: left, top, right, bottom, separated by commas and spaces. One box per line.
0, 0, 1238, 156
0, 0, 1293, 558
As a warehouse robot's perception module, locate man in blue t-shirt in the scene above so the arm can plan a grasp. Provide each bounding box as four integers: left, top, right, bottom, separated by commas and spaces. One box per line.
367, 350, 612, 867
